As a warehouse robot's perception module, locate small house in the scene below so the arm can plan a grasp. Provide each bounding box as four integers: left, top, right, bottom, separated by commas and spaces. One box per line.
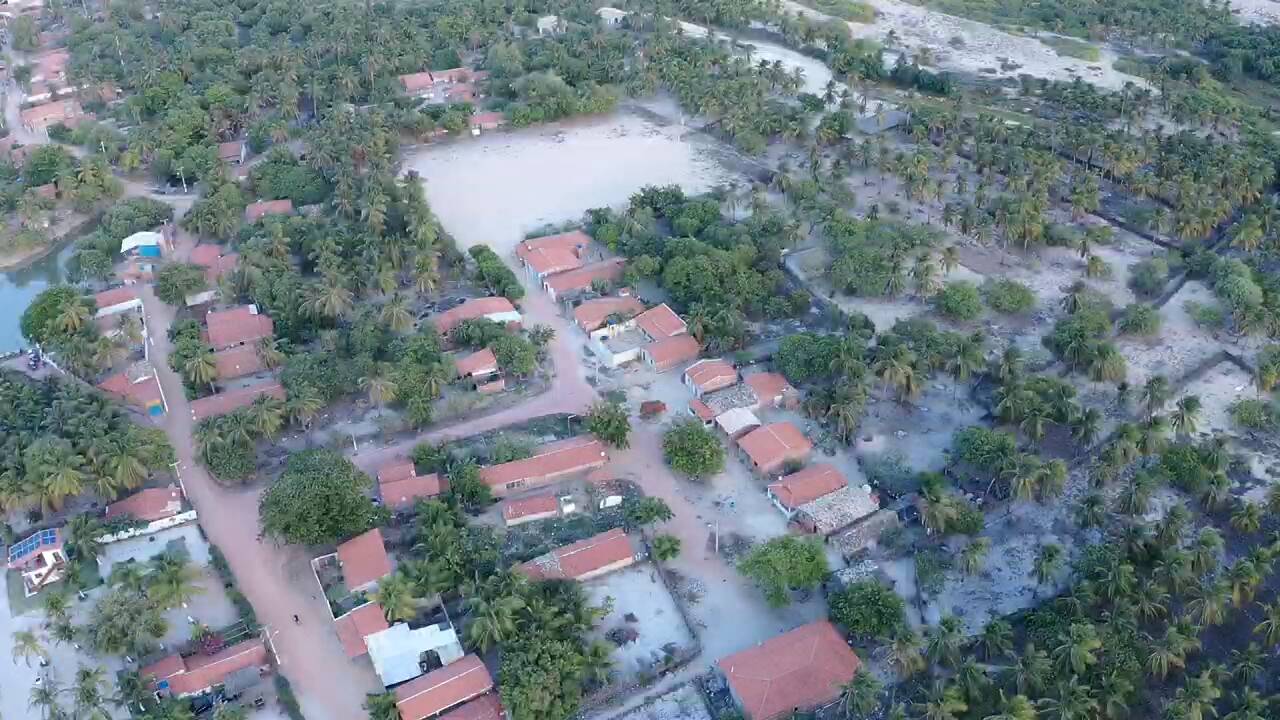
336, 529, 393, 593
6, 528, 66, 597
394, 655, 493, 720
683, 359, 739, 397
736, 422, 812, 477
716, 621, 860, 720
516, 528, 636, 581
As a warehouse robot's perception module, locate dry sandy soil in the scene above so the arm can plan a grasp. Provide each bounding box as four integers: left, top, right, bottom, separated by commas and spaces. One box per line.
585, 564, 697, 683
612, 683, 712, 720
779, 0, 1148, 90
1228, 0, 1280, 26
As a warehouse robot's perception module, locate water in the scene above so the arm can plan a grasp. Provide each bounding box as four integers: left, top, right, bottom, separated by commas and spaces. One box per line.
0, 242, 74, 351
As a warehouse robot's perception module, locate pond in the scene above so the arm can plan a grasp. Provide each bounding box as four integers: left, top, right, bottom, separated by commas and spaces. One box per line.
0, 242, 74, 352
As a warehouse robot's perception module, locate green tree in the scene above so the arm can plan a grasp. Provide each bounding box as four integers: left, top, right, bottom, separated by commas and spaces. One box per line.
738, 536, 828, 607
828, 580, 905, 639
586, 401, 631, 448
651, 534, 681, 562
841, 669, 882, 719
625, 497, 673, 533
258, 449, 388, 545
662, 420, 724, 479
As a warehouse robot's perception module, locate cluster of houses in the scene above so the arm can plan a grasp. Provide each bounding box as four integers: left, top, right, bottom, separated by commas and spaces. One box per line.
396, 66, 506, 137
13, 45, 119, 136
187, 304, 285, 422
432, 296, 524, 394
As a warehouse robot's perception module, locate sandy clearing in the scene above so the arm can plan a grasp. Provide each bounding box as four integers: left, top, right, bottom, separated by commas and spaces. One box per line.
780, 0, 1148, 91
1117, 280, 1222, 390
1228, 0, 1280, 26
1166, 360, 1252, 437
585, 565, 695, 683
612, 683, 712, 720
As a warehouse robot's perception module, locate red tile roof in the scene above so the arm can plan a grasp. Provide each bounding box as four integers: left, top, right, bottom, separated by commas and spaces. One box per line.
544, 259, 625, 297
395, 655, 494, 720
35, 50, 68, 78
205, 305, 274, 349
717, 621, 860, 720
143, 638, 269, 697
737, 423, 812, 475
244, 199, 294, 223
433, 68, 474, 84
479, 436, 608, 490
105, 485, 183, 523
33, 183, 57, 200
767, 464, 846, 510
217, 141, 244, 162
377, 461, 445, 510
745, 373, 795, 407
685, 359, 739, 394
213, 344, 264, 381
336, 529, 392, 590
21, 99, 81, 129
437, 694, 506, 720
635, 303, 686, 339
469, 112, 505, 129
189, 381, 285, 421
518, 528, 635, 581
454, 348, 498, 378
573, 296, 645, 332
189, 245, 240, 283
400, 71, 435, 94
476, 377, 506, 394
334, 602, 389, 658
689, 398, 716, 423
433, 297, 518, 336
98, 372, 165, 410
643, 334, 700, 370
502, 495, 559, 524
94, 285, 139, 310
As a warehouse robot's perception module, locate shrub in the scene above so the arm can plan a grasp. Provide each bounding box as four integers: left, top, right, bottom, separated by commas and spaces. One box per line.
469, 246, 524, 300
982, 279, 1036, 314
154, 263, 208, 306
828, 580, 905, 639
934, 281, 983, 320
738, 536, 828, 607
662, 420, 724, 479
1128, 257, 1168, 297
446, 463, 493, 511
587, 401, 631, 448
1183, 301, 1224, 329
776, 332, 844, 384
1117, 303, 1161, 337
1230, 399, 1277, 431
490, 334, 537, 376
258, 449, 388, 545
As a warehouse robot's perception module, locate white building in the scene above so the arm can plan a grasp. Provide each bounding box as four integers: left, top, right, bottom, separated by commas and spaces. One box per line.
366, 622, 466, 686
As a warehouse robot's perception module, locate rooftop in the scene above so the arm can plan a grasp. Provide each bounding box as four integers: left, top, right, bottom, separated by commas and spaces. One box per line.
377, 461, 445, 510
189, 245, 240, 283
142, 638, 269, 697
97, 366, 164, 410
394, 655, 493, 720
644, 334, 700, 368
217, 141, 244, 162
715, 407, 761, 437
7, 528, 61, 569
105, 486, 183, 523
205, 305, 273, 349
543, 258, 625, 296
432, 297, 517, 336
634, 303, 686, 340
336, 529, 392, 590
94, 285, 139, 310
189, 380, 284, 421
736, 423, 812, 473
573, 296, 645, 332
702, 383, 759, 416
516, 230, 589, 276
20, 99, 80, 127
212, 344, 264, 381
478, 436, 608, 489
366, 621, 465, 686
685, 359, 738, 393
767, 464, 847, 510
400, 71, 435, 93
832, 509, 900, 558
745, 372, 795, 405
436, 694, 506, 720
502, 495, 559, 523
798, 485, 880, 535
333, 602, 389, 658
454, 348, 498, 377
244, 199, 294, 223
517, 528, 634, 581
717, 621, 860, 720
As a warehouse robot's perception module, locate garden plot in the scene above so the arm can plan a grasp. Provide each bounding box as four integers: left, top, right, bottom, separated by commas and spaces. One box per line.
585, 564, 696, 684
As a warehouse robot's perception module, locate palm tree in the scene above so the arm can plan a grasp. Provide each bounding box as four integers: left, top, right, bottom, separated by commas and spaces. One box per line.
29, 677, 64, 720
1231, 501, 1263, 534
380, 294, 415, 333
1172, 671, 1222, 720
1188, 579, 1231, 627
147, 555, 202, 609
1172, 395, 1202, 437
183, 351, 217, 391
914, 681, 967, 720
1038, 677, 1098, 720
925, 616, 965, 669
11, 629, 48, 666
840, 669, 882, 718
256, 338, 285, 370
1075, 492, 1106, 528
372, 573, 417, 623
1005, 643, 1051, 696
56, 302, 91, 334
1052, 622, 1101, 676
987, 693, 1037, 720
948, 334, 984, 399
976, 619, 1013, 660
941, 246, 960, 275
359, 366, 398, 407
887, 630, 926, 678
1253, 601, 1280, 646
1229, 643, 1265, 686
959, 537, 991, 575
364, 692, 400, 720
1033, 543, 1065, 587
464, 592, 525, 652
581, 640, 614, 688
1142, 375, 1169, 419
71, 665, 109, 719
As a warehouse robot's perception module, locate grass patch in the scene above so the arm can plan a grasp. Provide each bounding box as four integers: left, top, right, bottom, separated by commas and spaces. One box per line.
1039, 36, 1100, 61
793, 0, 876, 22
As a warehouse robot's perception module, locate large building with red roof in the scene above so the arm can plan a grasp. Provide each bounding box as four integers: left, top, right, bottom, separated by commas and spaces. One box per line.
516, 528, 636, 581
683, 359, 739, 397
244, 199, 294, 223
543, 259, 625, 302
333, 602, 390, 658
189, 380, 285, 422
93, 285, 141, 318
212, 344, 265, 381
394, 655, 494, 720
478, 436, 608, 497
141, 637, 270, 698
336, 529, 393, 592
572, 296, 645, 332
204, 305, 274, 350
717, 621, 861, 720
736, 422, 813, 477
432, 297, 521, 337
377, 460, 445, 511
105, 485, 184, 523
514, 230, 590, 282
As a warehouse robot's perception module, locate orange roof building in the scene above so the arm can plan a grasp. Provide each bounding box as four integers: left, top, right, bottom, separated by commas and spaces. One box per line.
377, 460, 444, 510
20, 99, 82, 132
189, 244, 240, 284
479, 436, 608, 497
745, 373, 797, 409
736, 422, 813, 476
189, 380, 285, 422
336, 529, 392, 592
572, 296, 645, 332
98, 370, 165, 415
515, 230, 590, 279
218, 141, 246, 164
717, 621, 861, 720
244, 199, 294, 223
213, 344, 264, 381
634, 303, 686, 339
105, 485, 183, 523
432, 297, 520, 337
399, 71, 436, 95
766, 464, 846, 512
641, 334, 700, 372
502, 495, 560, 526
395, 655, 494, 720
454, 348, 498, 379
93, 285, 140, 315
684, 359, 739, 397
141, 638, 269, 698
517, 528, 635, 581
543, 259, 625, 302
436, 694, 506, 720
204, 305, 273, 349
334, 602, 390, 658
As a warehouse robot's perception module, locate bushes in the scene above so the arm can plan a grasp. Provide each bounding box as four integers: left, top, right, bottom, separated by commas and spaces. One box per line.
154, 263, 208, 306
490, 334, 537, 376
249, 150, 331, 205
776, 332, 845, 384
934, 280, 983, 320
469, 246, 524, 300
1117, 303, 1162, 337
1230, 399, 1277, 431
1128, 257, 1169, 297
586, 401, 631, 448
738, 536, 828, 607
828, 580, 905, 639
982, 279, 1035, 314
662, 420, 724, 479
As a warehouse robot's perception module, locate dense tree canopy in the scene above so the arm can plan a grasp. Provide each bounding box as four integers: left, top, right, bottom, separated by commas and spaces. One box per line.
259, 449, 388, 545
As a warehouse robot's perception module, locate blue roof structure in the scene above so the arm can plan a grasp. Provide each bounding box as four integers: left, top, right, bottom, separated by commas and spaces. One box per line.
7, 529, 58, 565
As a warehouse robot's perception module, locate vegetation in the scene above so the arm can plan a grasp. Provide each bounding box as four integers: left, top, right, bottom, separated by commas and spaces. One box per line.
934, 280, 984, 320
258, 449, 388, 545
738, 536, 829, 607
662, 419, 725, 479
982, 278, 1036, 314
829, 580, 907, 639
